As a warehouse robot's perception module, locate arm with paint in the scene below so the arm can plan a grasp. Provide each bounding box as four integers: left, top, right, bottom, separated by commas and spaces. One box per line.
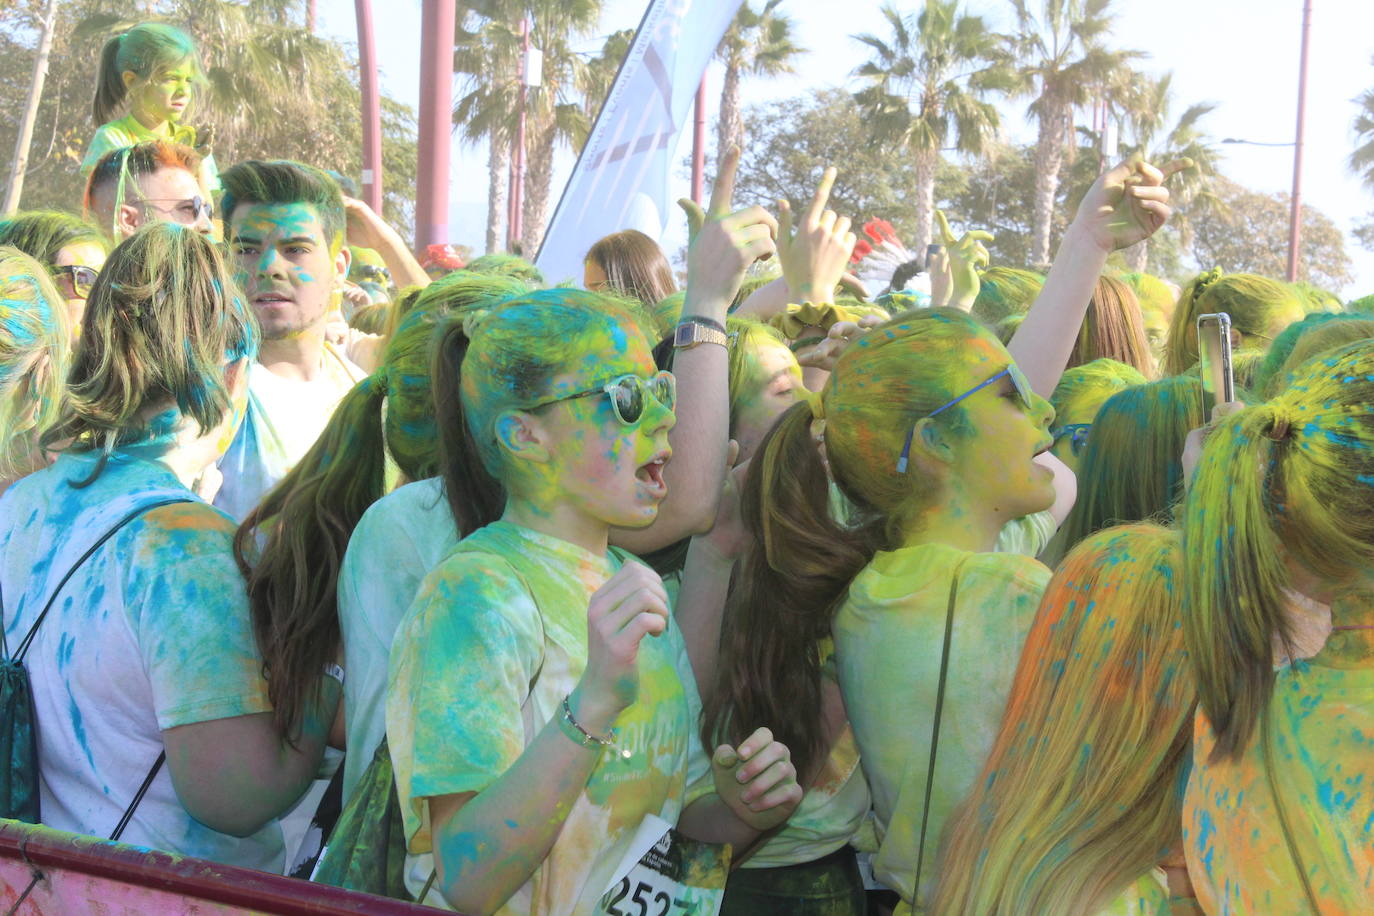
343, 196, 430, 290
1008, 158, 1186, 397
419, 562, 672, 914
934, 210, 992, 313
612, 147, 775, 553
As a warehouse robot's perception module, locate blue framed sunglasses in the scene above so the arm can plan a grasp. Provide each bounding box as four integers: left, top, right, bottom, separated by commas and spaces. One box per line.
528, 371, 675, 426
1050, 423, 1092, 457
897, 364, 1033, 473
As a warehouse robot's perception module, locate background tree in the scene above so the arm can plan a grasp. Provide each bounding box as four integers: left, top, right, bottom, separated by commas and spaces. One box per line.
1009, 0, 1143, 266
715, 0, 801, 165
1350, 62, 1374, 256
852, 0, 1013, 255
0, 0, 417, 234
453, 4, 522, 254
1190, 175, 1353, 291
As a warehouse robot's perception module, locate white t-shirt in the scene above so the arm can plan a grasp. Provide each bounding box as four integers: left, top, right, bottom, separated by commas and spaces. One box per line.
338, 477, 458, 805
0, 448, 283, 871
215, 343, 365, 521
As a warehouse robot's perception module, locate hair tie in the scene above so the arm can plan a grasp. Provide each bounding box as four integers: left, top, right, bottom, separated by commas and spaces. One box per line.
368, 371, 390, 398
462, 307, 491, 338
1266, 416, 1290, 442
1195, 266, 1224, 296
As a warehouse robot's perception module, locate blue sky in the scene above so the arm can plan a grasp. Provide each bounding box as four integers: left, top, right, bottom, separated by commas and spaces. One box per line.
316, 0, 1374, 295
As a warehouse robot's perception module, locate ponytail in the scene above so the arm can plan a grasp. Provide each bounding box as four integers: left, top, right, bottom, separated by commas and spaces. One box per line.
433, 320, 504, 536
93, 35, 126, 124
236, 373, 389, 740
701, 401, 882, 778
1185, 342, 1374, 761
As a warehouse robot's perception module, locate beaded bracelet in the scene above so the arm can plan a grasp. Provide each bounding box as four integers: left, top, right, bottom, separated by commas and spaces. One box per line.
559, 695, 631, 759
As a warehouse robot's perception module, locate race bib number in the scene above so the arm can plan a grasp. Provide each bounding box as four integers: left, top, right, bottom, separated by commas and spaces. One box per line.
598, 816, 728, 916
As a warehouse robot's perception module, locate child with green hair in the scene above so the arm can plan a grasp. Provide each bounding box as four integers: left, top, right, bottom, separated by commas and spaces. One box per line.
82, 23, 218, 191
1183, 340, 1374, 912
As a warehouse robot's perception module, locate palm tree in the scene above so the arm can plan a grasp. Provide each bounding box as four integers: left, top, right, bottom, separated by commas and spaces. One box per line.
1351, 65, 1374, 189
454, 7, 523, 254
1009, 0, 1144, 266
2, 0, 58, 214
716, 0, 801, 166
852, 1, 1014, 254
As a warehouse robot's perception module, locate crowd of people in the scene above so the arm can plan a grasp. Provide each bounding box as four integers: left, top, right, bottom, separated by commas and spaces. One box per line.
3, 19, 1374, 916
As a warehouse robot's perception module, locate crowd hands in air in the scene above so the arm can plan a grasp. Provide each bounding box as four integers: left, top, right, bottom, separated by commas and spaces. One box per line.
6, 20, 1374, 916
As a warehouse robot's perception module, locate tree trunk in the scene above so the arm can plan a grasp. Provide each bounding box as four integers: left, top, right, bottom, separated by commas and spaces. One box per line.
485, 131, 509, 254
521, 115, 555, 257
911, 145, 937, 258
1029, 94, 1072, 269
716, 59, 743, 166
1122, 239, 1148, 272
3, 0, 59, 216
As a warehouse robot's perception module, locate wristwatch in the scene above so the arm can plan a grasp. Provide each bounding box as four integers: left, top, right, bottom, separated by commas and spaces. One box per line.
673, 318, 728, 350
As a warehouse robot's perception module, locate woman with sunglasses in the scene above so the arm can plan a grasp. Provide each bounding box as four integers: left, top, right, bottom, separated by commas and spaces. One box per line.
385, 289, 802, 913
0, 211, 109, 330
717, 158, 1180, 914
1046, 358, 1146, 475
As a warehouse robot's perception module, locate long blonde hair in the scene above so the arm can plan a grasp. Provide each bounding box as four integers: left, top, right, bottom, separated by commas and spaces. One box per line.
931, 524, 1194, 916
0, 248, 69, 479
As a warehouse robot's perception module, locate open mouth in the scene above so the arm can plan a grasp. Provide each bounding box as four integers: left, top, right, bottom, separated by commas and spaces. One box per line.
635, 450, 671, 497
252, 292, 293, 306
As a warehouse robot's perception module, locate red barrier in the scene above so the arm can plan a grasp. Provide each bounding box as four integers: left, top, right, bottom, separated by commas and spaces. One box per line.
0, 820, 445, 914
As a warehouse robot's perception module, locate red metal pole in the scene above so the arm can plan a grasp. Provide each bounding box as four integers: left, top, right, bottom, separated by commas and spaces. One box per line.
1286, 0, 1312, 283
416, 0, 455, 252
509, 17, 530, 251
691, 75, 707, 205
355, 0, 383, 214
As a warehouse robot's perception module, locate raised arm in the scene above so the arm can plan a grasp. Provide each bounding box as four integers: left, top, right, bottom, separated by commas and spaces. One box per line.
1009, 158, 1186, 397
342, 196, 431, 290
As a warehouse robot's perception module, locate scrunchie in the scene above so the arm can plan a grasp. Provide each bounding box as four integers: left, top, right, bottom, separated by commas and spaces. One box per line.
1194, 266, 1224, 297
366, 370, 390, 398
1265, 411, 1291, 442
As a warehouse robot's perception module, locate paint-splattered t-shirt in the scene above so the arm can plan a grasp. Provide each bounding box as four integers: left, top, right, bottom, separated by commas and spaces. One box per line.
833, 542, 1050, 910
1183, 658, 1374, 914
387, 520, 701, 915
80, 114, 221, 189
214, 344, 364, 522
0, 449, 281, 870
338, 477, 455, 807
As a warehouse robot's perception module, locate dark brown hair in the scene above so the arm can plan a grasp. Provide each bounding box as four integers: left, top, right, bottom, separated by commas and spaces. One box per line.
585, 229, 677, 308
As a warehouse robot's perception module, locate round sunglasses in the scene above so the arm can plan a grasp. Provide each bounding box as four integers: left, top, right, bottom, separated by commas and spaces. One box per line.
528, 371, 676, 426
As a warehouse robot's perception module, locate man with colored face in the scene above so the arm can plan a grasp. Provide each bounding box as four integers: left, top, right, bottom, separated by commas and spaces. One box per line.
213, 159, 365, 521
84, 140, 214, 241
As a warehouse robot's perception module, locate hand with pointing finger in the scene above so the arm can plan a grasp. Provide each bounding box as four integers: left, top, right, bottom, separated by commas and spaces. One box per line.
679, 146, 778, 317
1073, 156, 1192, 254
935, 209, 993, 312
777, 167, 857, 306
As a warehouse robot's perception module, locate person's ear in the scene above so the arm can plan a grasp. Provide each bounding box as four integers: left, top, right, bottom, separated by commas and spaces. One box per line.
115, 203, 142, 239
224, 357, 250, 401
495, 409, 552, 465
906, 416, 956, 474
334, 242, 352, 287
121, 70, 139, 91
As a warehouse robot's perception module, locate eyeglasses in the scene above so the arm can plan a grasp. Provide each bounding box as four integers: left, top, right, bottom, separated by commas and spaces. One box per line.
896, 364, 1034, 473
51, 265, 99, 299
528, 371, 676, 426
141, 196, 214, 224
353, 264, 392, 284
1050, 423, 1092, 457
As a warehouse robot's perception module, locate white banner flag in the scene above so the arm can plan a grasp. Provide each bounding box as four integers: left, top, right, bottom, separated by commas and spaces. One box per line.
534, 0, 744, 285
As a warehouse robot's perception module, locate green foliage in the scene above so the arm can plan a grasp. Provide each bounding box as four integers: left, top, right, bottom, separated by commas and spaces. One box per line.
1189, 176, 1353, 292
0, 0, 417, 236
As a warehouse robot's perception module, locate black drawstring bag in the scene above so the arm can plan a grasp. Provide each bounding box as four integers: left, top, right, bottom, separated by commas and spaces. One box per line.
0, 498, 190, 822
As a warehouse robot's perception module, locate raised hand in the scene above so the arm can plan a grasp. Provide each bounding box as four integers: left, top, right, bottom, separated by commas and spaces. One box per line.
710, 727, 803, 833
777, 167, 858, 305
935, 210, 992, 312
1073, 157, 1191, 253
571, 562, 671, 731
795, 315, 884, 373
679, 146, 778, 316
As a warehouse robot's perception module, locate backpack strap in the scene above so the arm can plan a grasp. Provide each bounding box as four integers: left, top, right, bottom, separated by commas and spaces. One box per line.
912, 557, 969, 903
110, 751, 165, 842
7, 498, 194, 664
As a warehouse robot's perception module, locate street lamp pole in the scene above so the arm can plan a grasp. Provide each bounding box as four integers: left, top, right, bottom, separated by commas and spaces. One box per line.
1287, 0, 1313, 283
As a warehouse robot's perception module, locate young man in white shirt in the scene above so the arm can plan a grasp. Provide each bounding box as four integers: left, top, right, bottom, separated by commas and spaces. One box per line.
214, 159, 366, 521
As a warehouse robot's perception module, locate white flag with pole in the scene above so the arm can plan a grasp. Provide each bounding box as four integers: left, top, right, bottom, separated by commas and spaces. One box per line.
534, 0, 745, 285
